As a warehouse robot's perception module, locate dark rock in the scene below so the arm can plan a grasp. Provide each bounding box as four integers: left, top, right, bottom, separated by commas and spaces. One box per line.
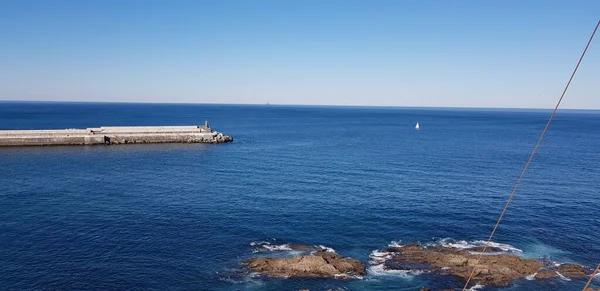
558, 263, 588, 278
385, 259, 432, 271
464, 246, 506, 253
289, 244, 315, 251
377, 244, 543, 286
243, 249, 365, 278
534, 269, 558, 279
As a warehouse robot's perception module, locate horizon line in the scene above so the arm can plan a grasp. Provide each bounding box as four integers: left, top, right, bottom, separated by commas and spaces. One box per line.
1, 99, 599, 112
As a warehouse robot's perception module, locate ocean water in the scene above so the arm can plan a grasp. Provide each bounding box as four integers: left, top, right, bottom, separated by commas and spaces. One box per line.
0, 102, 598, 291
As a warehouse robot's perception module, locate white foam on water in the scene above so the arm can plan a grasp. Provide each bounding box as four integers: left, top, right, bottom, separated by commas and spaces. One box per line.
250, 241, 337, 254
262, 244, 293, 251
555, 272, 571, 281
466, 284, 485, 290
520, 242, 570, 260
250, 241, 297, 253
388, 240, 403, 247
369, 249, 393, 265
368, 247, 425, 278
435, 238, 522, 253
317, 245, 336, 253
367, 263, 420, 278
525, 273, 537, 280
249, 241, 269, 247
219, 272, 265, 286
334, 273, 363, 280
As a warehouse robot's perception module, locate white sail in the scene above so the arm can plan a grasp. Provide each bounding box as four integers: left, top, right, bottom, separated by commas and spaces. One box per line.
415, 122, 420, 130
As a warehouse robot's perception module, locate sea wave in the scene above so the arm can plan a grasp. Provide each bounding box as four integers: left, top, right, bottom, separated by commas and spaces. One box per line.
368, 248, 424, 278
466, 284, 485, 290
382, 238, 522, 253
369, 249, 393, 265
249, 240, 336, 254
367, 263, 421, 278
555, 271, 572, 281
389, 240, 402, 247
317, 244, 336, 253
434, 238, 523, 253
368, 239, 524, 282
217, 269, 265, 286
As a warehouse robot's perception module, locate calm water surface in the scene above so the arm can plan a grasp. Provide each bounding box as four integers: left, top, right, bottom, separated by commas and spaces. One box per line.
0, 102, 598, 290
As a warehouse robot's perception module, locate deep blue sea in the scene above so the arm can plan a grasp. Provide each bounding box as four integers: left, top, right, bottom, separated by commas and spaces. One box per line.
0, 102, 598, 291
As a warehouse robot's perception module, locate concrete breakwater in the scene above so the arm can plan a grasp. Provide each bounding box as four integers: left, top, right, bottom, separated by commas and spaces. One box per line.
0, 122, 233, 147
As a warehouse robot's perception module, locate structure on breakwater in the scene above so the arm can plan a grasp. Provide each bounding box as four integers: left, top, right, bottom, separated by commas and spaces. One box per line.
0, 121, 233, 147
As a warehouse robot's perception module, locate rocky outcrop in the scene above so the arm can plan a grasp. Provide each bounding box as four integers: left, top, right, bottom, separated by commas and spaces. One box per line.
558, 263, 588, 278
288, 244, 317, 251
462, 246, 506, 253
243, 249, 365, 279
372, 244, 591, 286
534, 269, 558, 279
213, 132, 233, 143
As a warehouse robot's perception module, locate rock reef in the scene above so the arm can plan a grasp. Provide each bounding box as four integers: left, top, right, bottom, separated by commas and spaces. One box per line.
243, 245, 365, 279
372, 243, 592, 286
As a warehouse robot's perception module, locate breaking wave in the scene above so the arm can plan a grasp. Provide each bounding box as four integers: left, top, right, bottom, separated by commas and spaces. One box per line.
433, 238, 523, 253
249, 240, 336, 254
466, 284, 485, 290
367, 262, 421, 278
317, 245, 336, 253
368, 246, 423, 278
556, 271, 572, 281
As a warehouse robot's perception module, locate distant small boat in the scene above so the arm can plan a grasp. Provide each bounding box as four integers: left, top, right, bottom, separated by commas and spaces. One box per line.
415, 122, 420, 131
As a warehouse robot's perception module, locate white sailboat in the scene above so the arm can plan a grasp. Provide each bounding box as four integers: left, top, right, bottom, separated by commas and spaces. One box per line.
415, 122, 420, 131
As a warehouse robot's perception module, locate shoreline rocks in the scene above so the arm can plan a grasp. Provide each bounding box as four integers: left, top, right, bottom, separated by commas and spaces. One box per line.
243, 247, 365, 279
372, 243, 592, 286
238, 240, 594, 289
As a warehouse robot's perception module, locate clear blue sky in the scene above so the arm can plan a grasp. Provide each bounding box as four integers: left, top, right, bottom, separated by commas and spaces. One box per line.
1, 0, 599, 108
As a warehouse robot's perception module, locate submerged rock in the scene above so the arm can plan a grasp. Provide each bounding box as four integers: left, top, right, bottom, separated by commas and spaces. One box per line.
373, 244, 590, 286
243, 249, 365, 278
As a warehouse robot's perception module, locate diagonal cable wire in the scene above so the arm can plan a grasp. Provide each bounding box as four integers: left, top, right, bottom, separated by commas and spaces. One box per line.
461, 19, 600, 291
582, 264, 600, 291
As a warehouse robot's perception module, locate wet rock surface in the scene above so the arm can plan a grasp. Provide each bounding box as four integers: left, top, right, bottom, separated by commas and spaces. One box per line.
372, 244, 591, 286
243, 249, 365, 279
462, 246, 506, 253
534, 269, 558, 279
288, 244, 318, 251
557, 263, 588, 278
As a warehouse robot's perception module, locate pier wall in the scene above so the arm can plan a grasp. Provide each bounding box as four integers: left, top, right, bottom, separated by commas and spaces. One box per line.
0, 125, 233, 147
